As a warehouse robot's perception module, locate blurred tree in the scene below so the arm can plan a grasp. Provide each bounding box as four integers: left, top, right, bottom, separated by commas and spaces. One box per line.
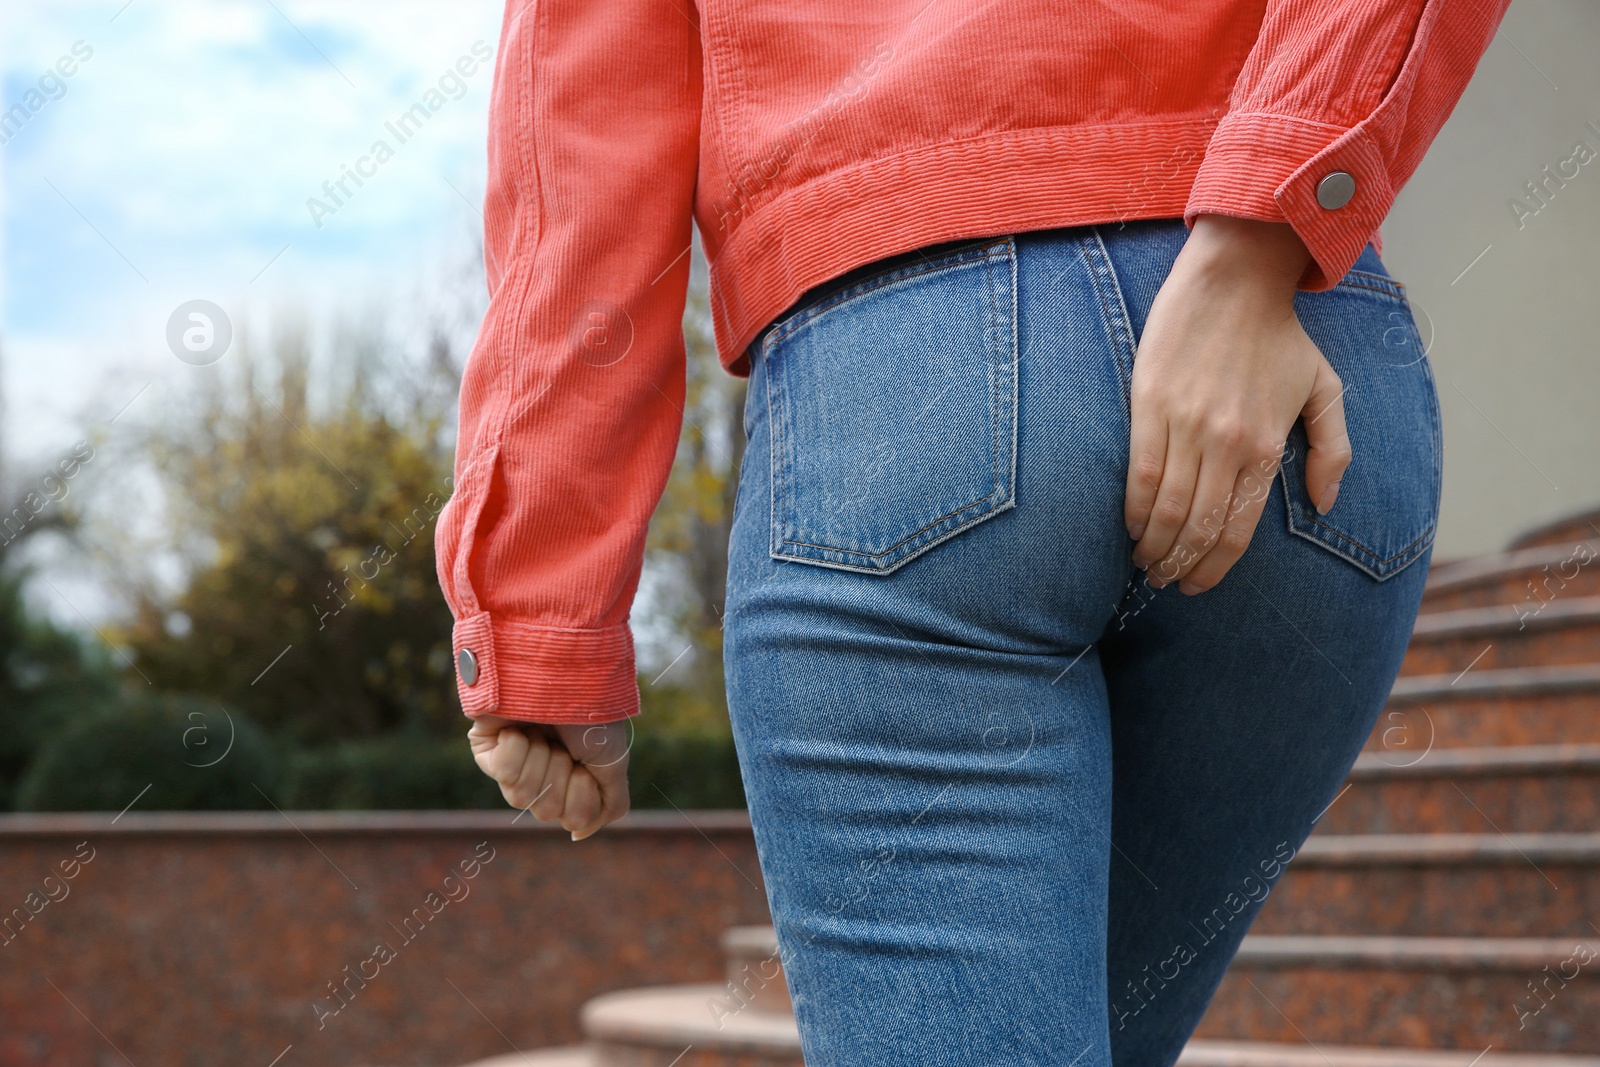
638, 267, 746, 734
86, 255, 750, 807
0, 454, 122, 810
112, 324, 462, 747
0, 568, 121, 810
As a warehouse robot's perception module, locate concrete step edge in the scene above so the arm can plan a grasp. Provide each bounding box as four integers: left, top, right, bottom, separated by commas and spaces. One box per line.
1350, 742, 1600, 779
1411, 595, 1600, 640
1179, 1039, 1600, 1066
455, 1034, 1600, 1067
1508, 513, 1600, 553
1297, 831, 1600, 864
1235, 935, 1600, 970
1390, 664, 1600, 703
457, 1048, 594, 1067
581, 983, 800, 1053
1423, 540, 1600, 597
722, 924, 781, 956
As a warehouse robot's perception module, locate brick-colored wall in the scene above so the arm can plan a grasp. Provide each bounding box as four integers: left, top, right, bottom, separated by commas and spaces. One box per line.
0, 811, 769, 1067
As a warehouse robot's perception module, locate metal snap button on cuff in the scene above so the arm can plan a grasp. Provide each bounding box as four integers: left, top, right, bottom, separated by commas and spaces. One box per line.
457, 648, 479, 686
1316, 171, 1356, 210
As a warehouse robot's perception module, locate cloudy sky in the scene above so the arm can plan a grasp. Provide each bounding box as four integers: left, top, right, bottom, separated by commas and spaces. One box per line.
2, 0, 504, 459
0, 0, 511, 632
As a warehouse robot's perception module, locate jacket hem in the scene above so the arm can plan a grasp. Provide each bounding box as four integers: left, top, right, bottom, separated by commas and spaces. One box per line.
707, 117, 1228, 374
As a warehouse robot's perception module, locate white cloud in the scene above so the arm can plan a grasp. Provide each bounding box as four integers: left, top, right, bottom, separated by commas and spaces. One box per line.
2, 0, 503, 466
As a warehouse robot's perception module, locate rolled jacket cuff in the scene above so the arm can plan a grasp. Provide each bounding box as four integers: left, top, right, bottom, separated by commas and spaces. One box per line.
452, 612, 641, 724
1185, 111, 1392, 292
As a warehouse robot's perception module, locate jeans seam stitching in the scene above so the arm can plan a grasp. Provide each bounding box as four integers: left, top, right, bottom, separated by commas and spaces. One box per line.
1082, 231, 1137, 408
988, 242, 1002, 498
767, 341, 786, 560
769, 239, 1019, 569
777, 489, 1009, 558
765, 244, 1010, 350
1005, 235, 1019, 506
774, 500, 1017, 574
1297, 516, 1437, 565
1336, 270, 1407, 298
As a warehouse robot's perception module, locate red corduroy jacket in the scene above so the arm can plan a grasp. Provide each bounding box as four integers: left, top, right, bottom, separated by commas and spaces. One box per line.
436, 0, 1513, 724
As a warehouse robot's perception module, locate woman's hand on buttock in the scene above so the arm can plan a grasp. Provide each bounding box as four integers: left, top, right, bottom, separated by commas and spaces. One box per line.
1125, 213, 1352, 594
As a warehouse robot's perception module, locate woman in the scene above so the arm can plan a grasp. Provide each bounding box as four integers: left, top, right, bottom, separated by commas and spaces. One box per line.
442, 0, 1511, 1062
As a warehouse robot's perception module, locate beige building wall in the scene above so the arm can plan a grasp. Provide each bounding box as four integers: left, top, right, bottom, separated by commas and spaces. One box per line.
1380, 0, 1600, 560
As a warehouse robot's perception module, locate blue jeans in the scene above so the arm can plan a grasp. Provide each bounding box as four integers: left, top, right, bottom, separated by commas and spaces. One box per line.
722, 218, 1442, 1067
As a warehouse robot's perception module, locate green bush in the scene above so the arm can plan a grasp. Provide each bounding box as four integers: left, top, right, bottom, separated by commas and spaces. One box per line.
276, 726, 746, 811
626, 729, 746, 810
16, 694, 281, 811
280, 734, 502, 809
15, 688, 747, 812
0, 570, 120, 810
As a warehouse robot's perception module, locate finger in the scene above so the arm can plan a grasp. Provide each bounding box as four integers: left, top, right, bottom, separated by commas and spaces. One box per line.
525, 739, 574, 823
565, 721, 631, 770
508, 729, 566, 812
467, 713, 511, 739
1132, 446, 1199, 573
1125, 404, 1169, 541
1179, 453, 1280, 593
578, 758, 631, 841
1150, 453, 1237, 587
477, 722, 541, 790
556, 722, 632, 839
1301, 359, 1351, 515
562, 765, 602, 838
467, 714, 512, 763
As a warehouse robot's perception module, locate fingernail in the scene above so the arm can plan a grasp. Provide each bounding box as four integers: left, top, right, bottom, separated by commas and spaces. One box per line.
1128, 523, 1145, 541
1316, 482, 1341, 515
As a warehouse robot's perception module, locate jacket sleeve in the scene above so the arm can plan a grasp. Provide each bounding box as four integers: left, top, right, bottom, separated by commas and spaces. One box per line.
1184, 0, 1512, 290
435, 0, 701, 724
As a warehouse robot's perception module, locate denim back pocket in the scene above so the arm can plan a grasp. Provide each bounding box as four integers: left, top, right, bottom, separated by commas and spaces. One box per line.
1278, 261, 1442, 580
762, 236, 1019, 574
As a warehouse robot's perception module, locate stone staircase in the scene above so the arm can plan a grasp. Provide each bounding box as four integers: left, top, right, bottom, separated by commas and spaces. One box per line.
468, 514, 1600, 1066
1187, 515, 1600, 1061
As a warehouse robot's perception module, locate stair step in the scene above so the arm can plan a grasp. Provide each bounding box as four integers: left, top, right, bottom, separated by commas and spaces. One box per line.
1179, 1040, 1600, 1066
1402, 597, 1600, 675
1367, 667, 1600, 751
581, 983, 802, 1067
1198, 936, 1600, 1052
1257, 834, 1600, 937
1422, 539, 1600, 612
722, 924, 792, 1015
459, 1049, 594, 1067
1509, 514, 1600, 553
458, 1036, 1600, 1066
1352, 744, 1600, 779
1297, 832, 1600, 864
1324, 745, 1600, 834
1392, 665, 1600, 703
1234, 935, 1600, 969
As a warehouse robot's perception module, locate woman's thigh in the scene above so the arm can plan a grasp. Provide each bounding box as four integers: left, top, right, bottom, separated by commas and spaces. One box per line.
1090, 222, 1444, 1065
722, 232, 1140, 1065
